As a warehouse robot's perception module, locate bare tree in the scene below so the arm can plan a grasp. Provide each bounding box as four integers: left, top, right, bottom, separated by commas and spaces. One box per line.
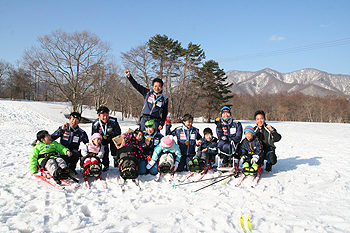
121, 42, 155, 88
22, 29, 112, 112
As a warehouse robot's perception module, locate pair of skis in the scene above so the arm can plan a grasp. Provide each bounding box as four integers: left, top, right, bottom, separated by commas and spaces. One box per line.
83, 176, 107, 189
120, 178, 142, 191
33, 173, 79, 190
154, 171, 175, 182
178, 168, 208, 183
235, 167, 262, 188
240, 213, 253, 232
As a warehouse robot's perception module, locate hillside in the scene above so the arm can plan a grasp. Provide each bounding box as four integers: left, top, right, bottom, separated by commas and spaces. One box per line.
226, 68, 350, 96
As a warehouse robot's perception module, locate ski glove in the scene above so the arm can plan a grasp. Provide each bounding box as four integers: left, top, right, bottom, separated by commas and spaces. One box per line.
240, 155, 247, 163
251, 155, 259, 164
146, 160, 156, 169
215, 118, 222, 128
173, 161, 179, 171
220, 135, 229, 142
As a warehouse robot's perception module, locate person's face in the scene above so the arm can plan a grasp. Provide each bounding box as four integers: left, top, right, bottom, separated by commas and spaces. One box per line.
255, 114, 265, 128
135, 132, 144, 141
145, 126, 155, 135
222, 112, 231, 120
41, 134, 52, 144
69, 117, 80, 128
98, 112, 109, 123
245, 131, 254, 141
183, 119, 193, 128
93, 138, 102, 146
152, 82, 163, 94
204, 133, 213, 141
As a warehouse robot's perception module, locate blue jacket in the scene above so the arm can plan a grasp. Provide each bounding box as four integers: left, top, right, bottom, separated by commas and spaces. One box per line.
198, 137, 218, 156
92, 117, 121, 145
240, 137, 263, 161
142, 131, 164, 156
127, 74, 168, 126
167, 125, 202, 157
51, 126, 89, 150
151, 140, 182, 162
216, 118, 242, 146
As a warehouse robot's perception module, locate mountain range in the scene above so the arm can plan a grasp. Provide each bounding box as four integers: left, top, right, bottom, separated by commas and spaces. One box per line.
225, 68, 350, 96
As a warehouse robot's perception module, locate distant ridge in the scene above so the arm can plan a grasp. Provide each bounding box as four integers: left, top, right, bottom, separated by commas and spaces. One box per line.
225, 68, 350, 96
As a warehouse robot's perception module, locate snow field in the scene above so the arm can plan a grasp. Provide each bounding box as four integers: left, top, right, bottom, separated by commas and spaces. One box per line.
0, 100, 350, 232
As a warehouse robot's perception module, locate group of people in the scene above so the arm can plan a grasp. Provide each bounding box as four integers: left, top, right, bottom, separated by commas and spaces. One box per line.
29, 70, 281, 182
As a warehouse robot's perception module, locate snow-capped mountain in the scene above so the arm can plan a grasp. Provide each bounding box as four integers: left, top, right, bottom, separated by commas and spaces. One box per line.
226, 68, 350, 96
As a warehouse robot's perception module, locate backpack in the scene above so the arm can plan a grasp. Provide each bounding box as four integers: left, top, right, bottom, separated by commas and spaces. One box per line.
118, 152, 139, 180
81, 153, 102, 177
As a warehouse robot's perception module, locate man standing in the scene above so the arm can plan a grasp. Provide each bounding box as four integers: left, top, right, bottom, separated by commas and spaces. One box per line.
124, 69, 168, 132
253, 110, 282, 172
92, 106, 121, 171
51, 112, 89, 174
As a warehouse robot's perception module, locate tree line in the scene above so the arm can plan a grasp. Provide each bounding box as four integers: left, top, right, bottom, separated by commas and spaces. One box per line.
1, 29, 349, 123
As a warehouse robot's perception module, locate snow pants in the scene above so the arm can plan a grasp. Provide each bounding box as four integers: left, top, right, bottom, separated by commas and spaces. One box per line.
45, 157, 67, 176
138, 160, 158, 175
60, 149, 80, 171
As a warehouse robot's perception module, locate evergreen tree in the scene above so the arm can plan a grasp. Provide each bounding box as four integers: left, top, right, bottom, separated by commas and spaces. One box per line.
193, 60, 233, 122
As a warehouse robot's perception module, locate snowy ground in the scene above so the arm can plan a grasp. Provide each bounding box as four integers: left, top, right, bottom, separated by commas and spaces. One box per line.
0, 99, 350, 233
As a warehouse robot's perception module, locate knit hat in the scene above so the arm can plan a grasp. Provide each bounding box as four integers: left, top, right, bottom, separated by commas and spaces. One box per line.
145, 120, 155, 128
161, 135, 174, 148
243, 126, 255, 135
91, 133, 102, 142
88, 133, 102, 154
220, 106, 231, 115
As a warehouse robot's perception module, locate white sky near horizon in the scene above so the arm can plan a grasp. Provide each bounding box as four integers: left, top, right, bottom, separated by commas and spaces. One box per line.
1, 0, 350, 75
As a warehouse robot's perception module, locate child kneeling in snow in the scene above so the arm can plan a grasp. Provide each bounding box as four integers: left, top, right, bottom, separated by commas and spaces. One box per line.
29, 130, 72, 183
188, 127, 218, 172
240, 126, 264, 175
146, 135, 182, 174
81, 133, 104, 177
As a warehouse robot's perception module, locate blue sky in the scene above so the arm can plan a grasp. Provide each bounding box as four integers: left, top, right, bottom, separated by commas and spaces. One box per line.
1, 0, 350, 75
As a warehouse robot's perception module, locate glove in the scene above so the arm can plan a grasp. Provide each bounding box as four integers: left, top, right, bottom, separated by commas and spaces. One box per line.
146, 160, 156, 169
215, 118, 222, 128
165, 119, 172, 130
173, 161, 179, 171
251, 155, 259, 164
220, 135, 228, 142
240, 155, 247, 163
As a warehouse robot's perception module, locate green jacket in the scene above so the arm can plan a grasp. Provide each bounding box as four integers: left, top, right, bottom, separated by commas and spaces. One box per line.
29, 141, 70, 174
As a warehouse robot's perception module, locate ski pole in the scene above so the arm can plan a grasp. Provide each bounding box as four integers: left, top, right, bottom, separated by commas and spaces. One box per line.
173, 172, 237, 188
191, 172, 237, 193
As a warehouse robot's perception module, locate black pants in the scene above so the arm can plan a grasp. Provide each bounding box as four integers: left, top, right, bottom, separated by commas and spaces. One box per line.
60, 149, 81, 171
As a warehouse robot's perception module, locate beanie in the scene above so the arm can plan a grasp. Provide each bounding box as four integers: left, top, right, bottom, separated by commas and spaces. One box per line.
220, 106, 231, 115
243, 125, 255, 135
161, 135, 174, 148
91, 133, 102, 142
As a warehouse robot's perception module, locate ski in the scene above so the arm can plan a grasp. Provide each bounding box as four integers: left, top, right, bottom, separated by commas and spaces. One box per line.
194, 168, 208, 182
84, 176, 107, 189
247, 215, 253, 232
240, 213, 246, 232
169, 172, 175, 182
251, 172, 261, 188
132, 179, 142, 190
178, 172, 195, 183
235, 174, 247, 187
154, 173, 162, 182
33, 173, 64, 190
120, 179, 127, 192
